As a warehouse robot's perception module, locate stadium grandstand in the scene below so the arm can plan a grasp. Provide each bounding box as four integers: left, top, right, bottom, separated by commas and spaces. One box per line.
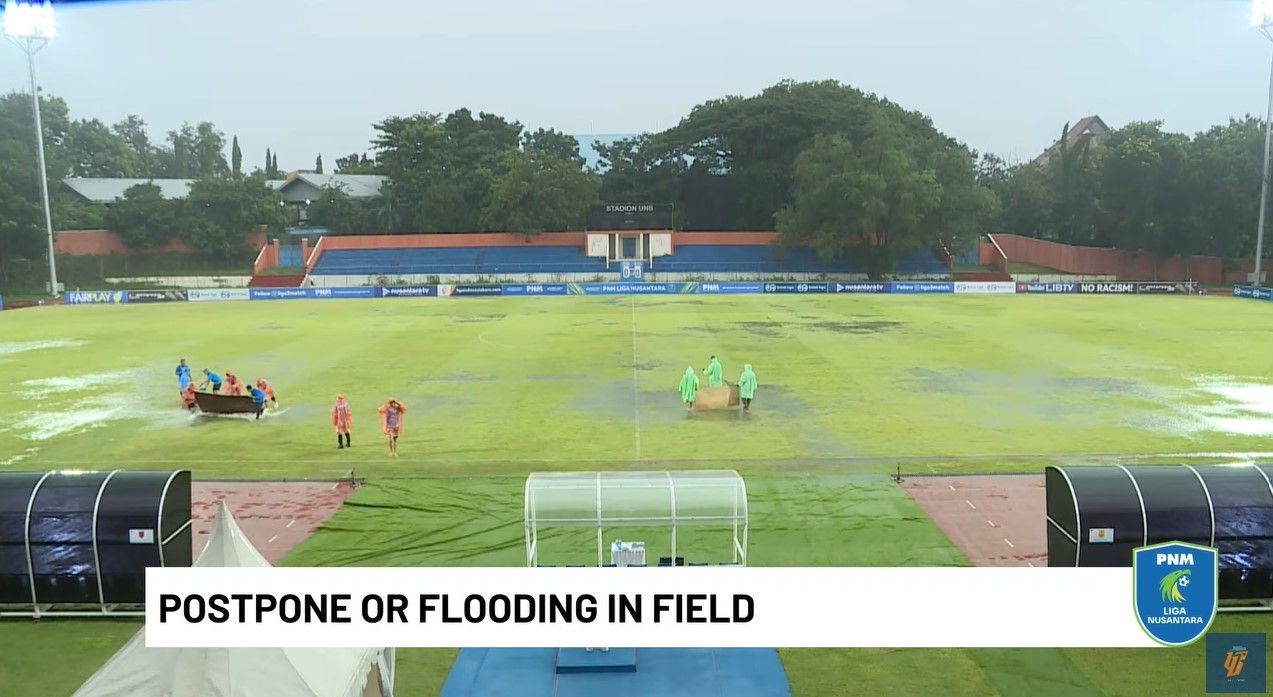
288, 231, 950, 286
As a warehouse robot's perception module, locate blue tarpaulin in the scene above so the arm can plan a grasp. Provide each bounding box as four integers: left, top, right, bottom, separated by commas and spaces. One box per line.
441, 648, 792, 697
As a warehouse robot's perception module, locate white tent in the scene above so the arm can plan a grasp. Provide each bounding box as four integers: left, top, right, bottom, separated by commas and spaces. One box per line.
73, 503, 396, 697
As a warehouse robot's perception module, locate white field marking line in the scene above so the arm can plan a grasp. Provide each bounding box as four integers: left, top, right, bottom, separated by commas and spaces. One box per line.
1003, 538, 1015, 548
630, 297, 642, 460
947, 485, 956, 491
330, 483, 339, 490
286, 519, 295, 528
965, 500, 977, 510
476, 329, 514, 350
1027, 562, 1035, 567
987, 520, 996, 527
268, 535, 278, 544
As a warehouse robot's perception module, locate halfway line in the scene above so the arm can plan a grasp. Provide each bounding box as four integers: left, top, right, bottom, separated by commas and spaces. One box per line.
630, 297, 642, 460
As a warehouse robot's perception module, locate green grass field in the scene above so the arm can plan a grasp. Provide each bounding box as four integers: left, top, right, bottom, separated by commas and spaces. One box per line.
0, 294, 1270, 696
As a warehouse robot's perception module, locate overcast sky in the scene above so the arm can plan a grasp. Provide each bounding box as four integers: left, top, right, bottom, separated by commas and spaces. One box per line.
1, 0, 1268, 171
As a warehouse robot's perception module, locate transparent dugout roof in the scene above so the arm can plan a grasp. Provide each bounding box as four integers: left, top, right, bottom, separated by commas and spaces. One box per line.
524, 471, 748, 528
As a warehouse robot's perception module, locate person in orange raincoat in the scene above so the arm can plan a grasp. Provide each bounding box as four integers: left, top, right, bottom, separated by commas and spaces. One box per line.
332, 394, 353, 449
256, 378, 278, 407
224, 371, 244, 396
181, 383, 198, 412
377, 399, 406, 457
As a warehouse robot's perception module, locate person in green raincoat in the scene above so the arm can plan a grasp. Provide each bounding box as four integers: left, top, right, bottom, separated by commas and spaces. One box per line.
738, 364, 758, 413
703, 355, 724, 388
678, 366, 700, 412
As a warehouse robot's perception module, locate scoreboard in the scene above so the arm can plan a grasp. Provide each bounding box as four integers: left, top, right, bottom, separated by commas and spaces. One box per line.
587, 203, 673, 230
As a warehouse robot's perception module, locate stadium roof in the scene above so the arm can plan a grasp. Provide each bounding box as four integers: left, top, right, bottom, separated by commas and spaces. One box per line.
279, 172, 388, 198
61, 176, 372, 204
63, 178, 197, 203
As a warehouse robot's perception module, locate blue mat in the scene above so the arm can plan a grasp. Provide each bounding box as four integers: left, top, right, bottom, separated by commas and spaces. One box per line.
441, 647, 792, 697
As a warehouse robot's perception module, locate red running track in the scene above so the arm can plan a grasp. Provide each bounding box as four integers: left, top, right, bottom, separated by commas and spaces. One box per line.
901, 474, 1048, 567
190, 481, 357, 564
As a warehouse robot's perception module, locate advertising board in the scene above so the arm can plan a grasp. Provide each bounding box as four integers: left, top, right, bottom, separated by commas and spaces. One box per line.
188, 288, 251, 302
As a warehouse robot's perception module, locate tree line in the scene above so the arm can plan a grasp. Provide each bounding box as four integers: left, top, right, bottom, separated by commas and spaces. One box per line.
980, 118, 1265, 268
1, 80, 1268, 284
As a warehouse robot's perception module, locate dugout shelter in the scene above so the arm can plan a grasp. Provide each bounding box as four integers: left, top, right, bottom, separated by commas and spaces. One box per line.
0, 469, 191, 617
1046, 463, 1273, 607
524, 471, 749, 567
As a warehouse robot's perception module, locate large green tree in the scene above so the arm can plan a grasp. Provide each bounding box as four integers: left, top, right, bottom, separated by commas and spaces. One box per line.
179, 176, 286, 258
113, 115, 158, 176
157, 122, 228, 178
776, 120, 943, 279
63, 118, 138, 177
996, 117, 1267, 265
598, 80, 960, 231
231, 136, 242, 177
1095, 122, 1191, 272
372, 108, 523, 231
0, 139, 46, 293
1185, 117, 1264, 260
306, 184, 370, 234
482, 129, 598, 235
334, 153, 377, 174
106, 183, 178, 248
0, 92, 63, 293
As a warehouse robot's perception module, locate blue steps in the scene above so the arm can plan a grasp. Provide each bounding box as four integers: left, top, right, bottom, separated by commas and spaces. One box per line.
555, 647, 638, 674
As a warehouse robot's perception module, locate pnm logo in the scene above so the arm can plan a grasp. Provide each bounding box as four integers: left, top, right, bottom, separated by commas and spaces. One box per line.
1132, 541, 1217, 646
1225, 647, 1248, 679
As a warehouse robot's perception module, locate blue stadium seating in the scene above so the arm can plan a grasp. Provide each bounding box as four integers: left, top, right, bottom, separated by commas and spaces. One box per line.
309, 243, 947, 276
652, 245, 946, 275
311, 246, 606, 275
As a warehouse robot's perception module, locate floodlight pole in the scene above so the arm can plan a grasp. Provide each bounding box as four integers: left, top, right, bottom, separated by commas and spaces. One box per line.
1256, 23, 1273, 287
6, 33, 59, 296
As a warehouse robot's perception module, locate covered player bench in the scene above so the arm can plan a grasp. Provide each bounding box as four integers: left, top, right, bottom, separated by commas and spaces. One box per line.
523, 471, 749, 567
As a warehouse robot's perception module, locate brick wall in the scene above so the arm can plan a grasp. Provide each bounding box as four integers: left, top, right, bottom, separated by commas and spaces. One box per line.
991, 233, 1271, 285
53, 228, 268, 257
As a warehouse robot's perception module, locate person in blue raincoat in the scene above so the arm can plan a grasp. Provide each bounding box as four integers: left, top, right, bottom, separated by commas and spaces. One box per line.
175, 359, 192, 391
247, 384, 267, 420
200, 368, 223, 393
